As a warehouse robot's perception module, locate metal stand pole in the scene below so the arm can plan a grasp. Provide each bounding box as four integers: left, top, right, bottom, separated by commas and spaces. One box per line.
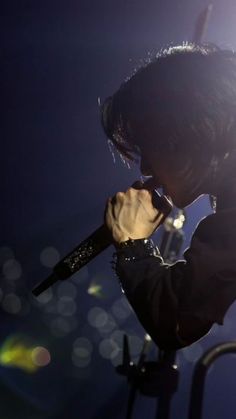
188, 342, 236, 419
155, 352, 177, 419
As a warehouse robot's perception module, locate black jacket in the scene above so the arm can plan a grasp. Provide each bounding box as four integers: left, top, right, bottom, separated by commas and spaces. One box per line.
115, 197, 236, 350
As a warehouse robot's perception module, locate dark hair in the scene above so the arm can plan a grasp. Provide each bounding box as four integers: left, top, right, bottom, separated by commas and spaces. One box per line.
101, 44, 236, 169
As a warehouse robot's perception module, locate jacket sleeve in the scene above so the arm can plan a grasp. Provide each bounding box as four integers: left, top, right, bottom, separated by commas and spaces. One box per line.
114, 211, 236, 350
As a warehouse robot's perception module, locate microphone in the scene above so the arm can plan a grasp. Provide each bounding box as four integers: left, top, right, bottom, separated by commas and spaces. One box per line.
32, 187, 172, 296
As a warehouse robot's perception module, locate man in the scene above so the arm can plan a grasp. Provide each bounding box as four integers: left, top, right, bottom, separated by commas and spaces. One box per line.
102, 44, 236, 350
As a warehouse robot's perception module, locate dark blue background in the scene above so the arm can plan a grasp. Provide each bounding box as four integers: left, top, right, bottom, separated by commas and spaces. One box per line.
2, 1, 236, 418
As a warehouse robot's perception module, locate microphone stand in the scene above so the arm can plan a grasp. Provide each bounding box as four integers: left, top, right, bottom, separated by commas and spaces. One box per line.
116, 210, 186, 419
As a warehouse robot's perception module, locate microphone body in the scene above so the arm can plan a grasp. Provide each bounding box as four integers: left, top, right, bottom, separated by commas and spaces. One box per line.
32, 190, 172, 296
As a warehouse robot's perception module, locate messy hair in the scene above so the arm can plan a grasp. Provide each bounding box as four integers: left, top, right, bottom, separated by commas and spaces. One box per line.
101, 43, 236, 168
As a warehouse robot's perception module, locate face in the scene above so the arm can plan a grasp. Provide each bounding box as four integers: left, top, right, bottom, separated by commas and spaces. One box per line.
139, 147, 205, 208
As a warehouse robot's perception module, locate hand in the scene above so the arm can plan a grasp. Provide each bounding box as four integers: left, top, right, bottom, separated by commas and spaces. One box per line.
105, 186, 163, 244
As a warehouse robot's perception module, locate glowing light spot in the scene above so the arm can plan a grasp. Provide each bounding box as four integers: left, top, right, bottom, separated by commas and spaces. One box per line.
40, 247, 60, 268
0, 336, 48, 373
87, 281, 104, 298
111, 296, 132, 320
57, 296, 77, 316
2, 293, 21, 314
182, 343, 203, 363
31, 346, 51, 367
2, 259, 22, 280
173, 219, 183, 229
57, 282, 77, 299
88, 274, 117, 299
99, 338, 120, 360
0, 247, 14, 265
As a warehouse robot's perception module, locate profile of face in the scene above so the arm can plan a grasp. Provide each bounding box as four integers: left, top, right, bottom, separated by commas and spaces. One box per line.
139, 145, 206, 208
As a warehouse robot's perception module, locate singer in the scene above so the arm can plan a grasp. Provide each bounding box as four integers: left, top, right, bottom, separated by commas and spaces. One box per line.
102, 44, 236, 350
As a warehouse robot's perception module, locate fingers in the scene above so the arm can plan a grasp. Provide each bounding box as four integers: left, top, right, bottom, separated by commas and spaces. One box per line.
108, 188, 152, 211
105, 186, 163, 240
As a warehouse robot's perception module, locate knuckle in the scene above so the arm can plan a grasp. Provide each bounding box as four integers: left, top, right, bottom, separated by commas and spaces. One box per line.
126, 187, 134, 195
139, 189, 150, 198
116, 191, 124, 199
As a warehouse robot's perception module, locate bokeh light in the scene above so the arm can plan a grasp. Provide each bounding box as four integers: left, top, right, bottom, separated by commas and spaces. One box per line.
97, 313, 116, 335
86, 273, 117, 299
57, 282, 77, 299
31, 346, 51, 367
87, 307, 108, 328
108, 330, 125, 366
99, 338, 120, 360
110, 330, 126, 347
0, 336, 51, 373
87, 307, 117, 335
35, 288, 53, 305
72, 337, 93, 368
2, 259, 22, 281
87, 281, 104, 298
57, 296, 77, 316
40, 247, 60, 268
73, 337, 93, 354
